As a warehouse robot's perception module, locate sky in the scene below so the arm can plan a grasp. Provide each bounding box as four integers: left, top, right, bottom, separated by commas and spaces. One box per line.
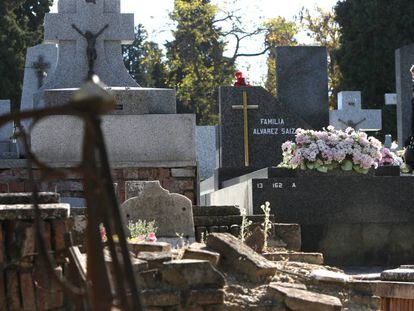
51, 0, 338, 84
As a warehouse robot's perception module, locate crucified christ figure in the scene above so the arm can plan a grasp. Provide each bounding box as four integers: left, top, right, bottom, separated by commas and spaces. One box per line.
72, 23, 109, 78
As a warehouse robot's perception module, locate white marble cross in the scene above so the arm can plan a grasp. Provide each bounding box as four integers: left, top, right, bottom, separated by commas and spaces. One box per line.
329, 91, 382, 131
43, 0, 138, 88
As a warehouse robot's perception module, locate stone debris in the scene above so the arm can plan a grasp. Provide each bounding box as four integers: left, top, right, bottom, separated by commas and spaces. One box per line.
268, 284, 343, 310
162, 259, 226, 289
310, 269, 351, 283
137, 251, 172, 270
263, 251, 324, 265
206, 233, 278, 282
182, 248, 220, 266
245, 225, 266, 253
128, 241, 172, 256
381, 267, 414, 282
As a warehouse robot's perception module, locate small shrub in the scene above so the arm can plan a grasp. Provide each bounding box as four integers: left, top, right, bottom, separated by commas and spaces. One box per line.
260, 201, 272, 251
239, 207, 252, 242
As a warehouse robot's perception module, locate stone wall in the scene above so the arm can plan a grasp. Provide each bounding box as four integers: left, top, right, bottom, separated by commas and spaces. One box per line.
0, 166, 197, 204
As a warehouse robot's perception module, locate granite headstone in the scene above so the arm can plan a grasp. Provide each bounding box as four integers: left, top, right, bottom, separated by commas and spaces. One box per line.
121, 181, 195, 245
20, 44, 58, 113
219, 86, 311, 169
329, 91, 382, 131
196, 126, 218, 181
396, 43, 414, 147
275, 46, 329, 130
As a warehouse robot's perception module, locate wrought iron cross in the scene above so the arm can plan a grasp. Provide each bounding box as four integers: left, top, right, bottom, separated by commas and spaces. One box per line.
232, 91, 258, 167
32, 55, 50, 89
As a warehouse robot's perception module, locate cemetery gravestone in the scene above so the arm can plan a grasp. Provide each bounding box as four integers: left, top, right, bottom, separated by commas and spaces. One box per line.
396, 43, 414, 147
275, 46, 329, 130
219, 87, 310, 169
0, 100, 15, 158
196, 126, 219, 181
43, 0, 136, 89
329, 91, 382, 131
20, 44, 58, 131
121, 181, 195, 245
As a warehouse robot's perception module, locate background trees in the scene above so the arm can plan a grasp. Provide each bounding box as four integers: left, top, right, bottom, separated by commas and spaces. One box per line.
0, 0, 51, 111
335, 0, 414, 138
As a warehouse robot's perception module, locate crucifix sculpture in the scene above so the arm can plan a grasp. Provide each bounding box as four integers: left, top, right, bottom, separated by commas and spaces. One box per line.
32, 55, 50, 88
232, 91, 258, 166
72, 24, 109, 78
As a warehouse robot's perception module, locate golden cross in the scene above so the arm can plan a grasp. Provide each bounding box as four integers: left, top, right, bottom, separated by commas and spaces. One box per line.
232, 91, 258, 166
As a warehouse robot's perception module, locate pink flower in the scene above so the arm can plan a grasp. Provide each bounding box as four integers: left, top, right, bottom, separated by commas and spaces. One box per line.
100, 226, 107, 242
147, 232, 157, 243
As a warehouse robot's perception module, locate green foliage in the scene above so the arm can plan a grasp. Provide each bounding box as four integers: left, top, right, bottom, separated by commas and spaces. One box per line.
335, 0, 414, 139
299, 7, 341, 108
128, 220, 158, 240
123, 24, 168, 88
260, 201, 272, 251
0, 0, 51, 111
264, 17, 298, 96
166, 0, 234, 125
239, 207, 252, 243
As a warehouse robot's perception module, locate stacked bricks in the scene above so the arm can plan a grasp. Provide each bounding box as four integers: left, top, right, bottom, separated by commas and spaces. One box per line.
0, 192, 69, 310
0, 166, 197, 204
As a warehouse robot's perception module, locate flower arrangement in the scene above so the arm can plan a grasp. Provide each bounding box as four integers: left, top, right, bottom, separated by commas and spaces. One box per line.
380, 147, 403, 166
280, 126, 389, 174
100, 221, 158, 243
128, 220, 158, 243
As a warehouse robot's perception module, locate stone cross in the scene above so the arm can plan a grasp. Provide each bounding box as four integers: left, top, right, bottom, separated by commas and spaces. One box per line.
32, 55, 50, 88
231, 91, 258, 166
329, 91, 382, 131
385, 93, 397, 106
43, 0, 138, 88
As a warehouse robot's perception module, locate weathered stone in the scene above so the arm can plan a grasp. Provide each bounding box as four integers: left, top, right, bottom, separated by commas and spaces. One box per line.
310, 269, 350, 283
192, 205, 241, 216
186, 289, 225, 306
31, 114, 196, 168
269, 284, 342, 311
128, 242, 172, 256
193, 215, 274, 227
0, 192, 59, 205
137, 270, 163, 290
6, 270, 21, 310
381, 267, 414, 282
271, 223, 301, 251
245, 226, 265, 253
182, 248, 220, 266
122, 181, 195, 245
206, 233, 277, 282
0, 204, 69, 220
196, 126, 218, 181
171, 168, 196, 178
141, 289, 181, 307
137, 252, 172, 270
263, 252, 324, 265
375, 281, 414, 299
162, 259, 225, 289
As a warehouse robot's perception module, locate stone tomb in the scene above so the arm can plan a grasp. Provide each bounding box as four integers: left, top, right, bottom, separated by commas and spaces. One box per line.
29, 0, 196, 169
275, 46, 329, 130
204, 167, 414, 266
329, 91, 382, 131
121, 181, 195, 245
219, 86, 310, 169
